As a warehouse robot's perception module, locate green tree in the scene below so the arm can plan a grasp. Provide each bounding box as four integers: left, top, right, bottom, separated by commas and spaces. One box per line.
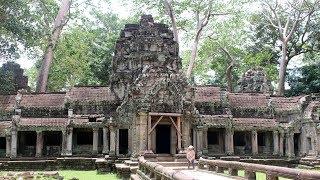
259, 0, 320, 95
0, 0, 59, 60
31, 12, 130, 91
286, 62, 320, 96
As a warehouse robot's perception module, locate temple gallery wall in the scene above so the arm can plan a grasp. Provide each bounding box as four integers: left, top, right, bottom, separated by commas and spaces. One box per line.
0, 15, 319, 160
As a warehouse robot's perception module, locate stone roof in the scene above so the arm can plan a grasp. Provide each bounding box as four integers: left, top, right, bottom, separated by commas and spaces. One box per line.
0, 95, 15, 111
227, 93, 269, 109
20, 93, 66, 108
18, 118, 69, 127
67, 86, 115, 102
194, 86, 221, 103
200, 115, 231, 127
233, 118, 277, 128
271, 96, 301, 112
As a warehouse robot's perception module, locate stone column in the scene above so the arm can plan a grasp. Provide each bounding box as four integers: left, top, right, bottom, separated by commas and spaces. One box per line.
109, 126, 116, 156
128, 128, 133, 155
285, 132, 294, 158
36, 131, 43, 157
61, 130, 67, 156
147, 115, 152, 151
196, 126, 203, 156
6, 136, 11, 157
102, 127, 109, 154
192, 128, 197, 148
138, 112, 148, 154
279, 132, 284, 156
203, 127, 208, 154
11, 130, 17, 158
177, 116, 182, 152
181, 117, 190, 151
273, 131, 279, 155
66, 128, 73, 156
225, 128, 234, 155
300, 133, 307, 156
116, 129, 119, 155
170, 125, 177, 154
92, 128, 99, 154
252, 130, 258, 156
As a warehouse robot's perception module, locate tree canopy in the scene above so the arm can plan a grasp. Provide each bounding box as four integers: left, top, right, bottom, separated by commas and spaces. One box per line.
1, 0, 319, 96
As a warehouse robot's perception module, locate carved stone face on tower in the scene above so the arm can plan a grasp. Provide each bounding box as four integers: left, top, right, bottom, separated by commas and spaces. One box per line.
110, 15, 181, 102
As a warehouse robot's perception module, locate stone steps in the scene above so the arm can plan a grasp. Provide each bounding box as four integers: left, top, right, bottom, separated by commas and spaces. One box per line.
115, 159, 139, 179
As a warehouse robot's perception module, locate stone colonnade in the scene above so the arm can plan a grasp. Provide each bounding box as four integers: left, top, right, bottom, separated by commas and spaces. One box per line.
9, 125, 118, 158
195, 127, 297, 157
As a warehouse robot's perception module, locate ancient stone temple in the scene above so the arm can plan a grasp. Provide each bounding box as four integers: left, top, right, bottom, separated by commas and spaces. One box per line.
0, 15, 319, 162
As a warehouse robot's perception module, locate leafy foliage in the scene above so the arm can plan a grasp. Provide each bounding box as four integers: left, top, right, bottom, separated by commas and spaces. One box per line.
0, 0, 58, 60
286, 62, 320, 96
41, 12, 134, 91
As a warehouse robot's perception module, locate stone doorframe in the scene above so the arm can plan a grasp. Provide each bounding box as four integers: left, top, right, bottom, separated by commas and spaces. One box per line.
147, 112, 182, 154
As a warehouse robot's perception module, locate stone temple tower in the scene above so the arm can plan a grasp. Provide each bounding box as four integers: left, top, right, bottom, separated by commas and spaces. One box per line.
110, 15, 196, 156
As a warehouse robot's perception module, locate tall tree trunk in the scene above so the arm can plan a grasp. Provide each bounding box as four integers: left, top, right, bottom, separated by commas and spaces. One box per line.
186, 33, 200, 79
164, 0, 179, 44
36, 0, 71, 93
277, 42, 288, 96
226, 64, 234, 92
220, 47, 235, 92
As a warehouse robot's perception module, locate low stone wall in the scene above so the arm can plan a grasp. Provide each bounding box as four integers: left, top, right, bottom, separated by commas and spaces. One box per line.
240, 158, 298, 167
0, 158, 99, 171
198, 157, 320, 180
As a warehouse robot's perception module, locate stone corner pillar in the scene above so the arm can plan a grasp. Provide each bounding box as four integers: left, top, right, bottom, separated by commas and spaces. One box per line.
92, 128, 99, 154
279, 132, 284, 156
10, 130, 17, 158
109, 125, 116, 156
61, 130, 67, 156
195, 126, 204, 156
273, 131, 279, 155
225, 128, 234, 155
137, 112, 148, 155
202, 127, 208, 154
102, 127, 109, 154
65, 128, 73, 156
6, 136, 11, 158
285, 132, 294, 158
251, 130, 258, 156
36, 131, 43, 157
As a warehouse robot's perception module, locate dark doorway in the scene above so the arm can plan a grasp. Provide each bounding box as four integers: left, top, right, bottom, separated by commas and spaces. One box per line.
0, 137, 6, 157
18, 131, 36, 156
294, 133, 300, 156
44, 131, 62, 156
156, 125, 171, 154
208, 131, 219, 145
76, 129, 93, 145
119, 129, 128, 154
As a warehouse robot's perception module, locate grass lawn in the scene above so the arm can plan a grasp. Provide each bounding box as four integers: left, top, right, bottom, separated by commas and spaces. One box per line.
0, 170, 119, 180
59, 170, 118, 180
